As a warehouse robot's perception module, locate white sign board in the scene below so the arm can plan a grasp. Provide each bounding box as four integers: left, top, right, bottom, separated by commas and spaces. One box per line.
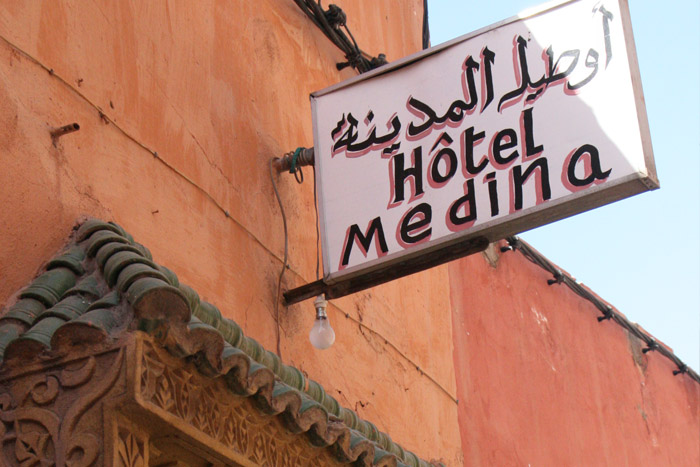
311, 0, 656, 284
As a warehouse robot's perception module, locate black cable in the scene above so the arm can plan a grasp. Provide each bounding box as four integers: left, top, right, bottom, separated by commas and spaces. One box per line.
292, 0, 387, 74
313, 165, 321, 281
422, 0, 430, 50
270, 159, 289, 357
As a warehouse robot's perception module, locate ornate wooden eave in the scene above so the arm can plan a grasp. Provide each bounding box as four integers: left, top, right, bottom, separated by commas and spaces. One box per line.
0, 219, 441, 467
0, 333, 354, 466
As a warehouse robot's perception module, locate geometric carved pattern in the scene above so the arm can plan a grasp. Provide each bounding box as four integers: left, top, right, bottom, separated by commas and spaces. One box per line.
116, 427, 146, 467
0, 348, 124, 466
139, 339, 340, 467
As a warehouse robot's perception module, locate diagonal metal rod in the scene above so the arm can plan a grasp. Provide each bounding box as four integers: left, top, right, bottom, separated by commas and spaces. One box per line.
284, 236, 488, 305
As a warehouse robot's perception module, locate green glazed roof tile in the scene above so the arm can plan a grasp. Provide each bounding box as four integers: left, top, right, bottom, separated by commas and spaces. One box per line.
95, 241, 143, 269
177, 283, 200, 314
46, 245, 86, 275
109, 222, 134, 243
375, 448, 408, 467
104, 251, 158, 287
68, 307, 122, 334
325, 396, 341, 418
126, 277, 189, 323
4, 316, 66, 364
0, 218, 440, 467
40, 294, 92, 321
115, 262, 169, 293
19, 268, 77, 307
25, 315, 67, 342
387, 440, 406, 462
259, 348, 278, 374
241, 335, 265, 363
76, 218, 124, 241
84, 229, 130, 257
131, 242, 152, 261
156, 265, 178, 287
0, 321, 27, 361
376, 431, 393, 454
300, 396, 328, 417
194, 300, 223, 328
65, 273, 104, 300
87, 290, 120, 311
1, 298, 45, 326
216, 317, 244, 348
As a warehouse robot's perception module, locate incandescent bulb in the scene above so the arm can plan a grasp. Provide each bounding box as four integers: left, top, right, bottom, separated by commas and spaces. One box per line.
309, 295, 335, 350
309, 316, 335, 349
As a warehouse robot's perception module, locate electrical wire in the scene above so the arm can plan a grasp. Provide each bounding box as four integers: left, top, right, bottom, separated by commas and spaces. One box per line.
269, 149, 307, 357
331, 300, 459, 404
422, 0, 431, 50
313, 165, 321, 280
291, 0, 388, 74
503, 236, 700, 383
269, 159, 290, 358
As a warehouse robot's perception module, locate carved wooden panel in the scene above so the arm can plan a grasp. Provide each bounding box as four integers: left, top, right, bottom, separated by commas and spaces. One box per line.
110, 414, 150, 467
116, 427, 146, 467
0, 337, 353, 466
138, 339, 341, 467
0, 349, 125, 466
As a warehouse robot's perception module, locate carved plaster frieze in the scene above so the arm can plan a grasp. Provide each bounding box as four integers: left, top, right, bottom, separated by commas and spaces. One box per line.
0, 336, 371, 466
0, 348, 125, 466
135, 338, 341, 467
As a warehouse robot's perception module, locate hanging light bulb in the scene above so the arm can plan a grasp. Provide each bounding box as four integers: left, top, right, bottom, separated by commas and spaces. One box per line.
309, 294, 335, 350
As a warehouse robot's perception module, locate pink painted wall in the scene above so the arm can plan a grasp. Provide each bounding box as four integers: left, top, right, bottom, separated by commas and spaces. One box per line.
450, 241, 699, 466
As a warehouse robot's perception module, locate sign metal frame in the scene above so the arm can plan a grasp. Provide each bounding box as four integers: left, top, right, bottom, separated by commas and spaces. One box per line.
285, 0, 657, 305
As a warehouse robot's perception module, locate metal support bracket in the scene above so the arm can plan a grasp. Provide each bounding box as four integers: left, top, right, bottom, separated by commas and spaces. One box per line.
283, 236, 489, 305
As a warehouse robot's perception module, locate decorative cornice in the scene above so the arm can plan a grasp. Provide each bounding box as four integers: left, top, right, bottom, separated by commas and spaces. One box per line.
0, 218, 440, 467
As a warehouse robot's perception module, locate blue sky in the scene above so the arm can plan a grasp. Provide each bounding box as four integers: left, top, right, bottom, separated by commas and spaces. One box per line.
428, 0, 700, 370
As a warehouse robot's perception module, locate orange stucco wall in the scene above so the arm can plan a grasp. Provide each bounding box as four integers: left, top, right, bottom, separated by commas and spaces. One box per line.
1, 2, 697, 466
450, 242, 700, 466
0, 1, 462, 464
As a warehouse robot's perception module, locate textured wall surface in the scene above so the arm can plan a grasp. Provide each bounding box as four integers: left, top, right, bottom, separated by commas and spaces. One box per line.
450, 243, 700, 466
0, 1, 462, 465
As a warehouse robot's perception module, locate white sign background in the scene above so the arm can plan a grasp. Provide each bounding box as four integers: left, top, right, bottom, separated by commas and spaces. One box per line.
312, 0, 656, 283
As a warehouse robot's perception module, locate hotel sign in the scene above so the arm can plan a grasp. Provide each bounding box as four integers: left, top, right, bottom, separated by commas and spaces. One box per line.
311, 0, 656, 285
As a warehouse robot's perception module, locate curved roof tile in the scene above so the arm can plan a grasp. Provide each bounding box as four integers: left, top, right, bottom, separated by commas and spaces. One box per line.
0, 218, 441, 467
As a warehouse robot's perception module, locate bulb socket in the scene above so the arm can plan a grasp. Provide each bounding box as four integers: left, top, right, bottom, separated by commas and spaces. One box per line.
314, 294, 328, 319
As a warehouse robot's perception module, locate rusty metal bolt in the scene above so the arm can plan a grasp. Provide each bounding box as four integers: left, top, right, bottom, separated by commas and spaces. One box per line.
50, 123, 80, 140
